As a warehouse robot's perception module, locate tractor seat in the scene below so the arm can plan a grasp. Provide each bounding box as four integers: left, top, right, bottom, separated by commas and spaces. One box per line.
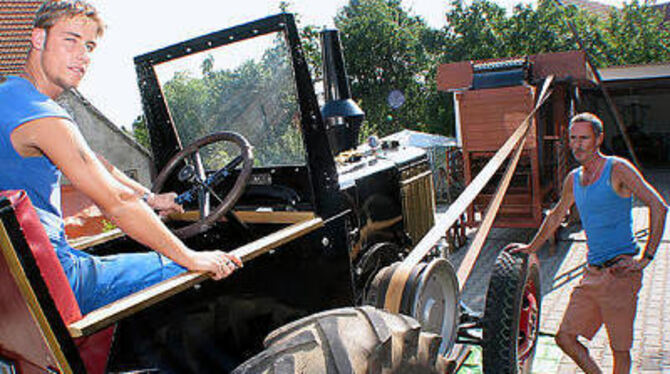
0, 190, 113, 374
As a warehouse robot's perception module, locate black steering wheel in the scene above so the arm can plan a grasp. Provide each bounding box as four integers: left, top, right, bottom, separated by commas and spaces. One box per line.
152, 132, 254, 239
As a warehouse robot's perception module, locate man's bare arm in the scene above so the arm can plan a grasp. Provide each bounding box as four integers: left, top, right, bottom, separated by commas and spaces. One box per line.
10, 117, 239, 279
509, 171, 576, 254
96, 154, 148, 195
613, 160, 668, 268
96, 154, 183, 216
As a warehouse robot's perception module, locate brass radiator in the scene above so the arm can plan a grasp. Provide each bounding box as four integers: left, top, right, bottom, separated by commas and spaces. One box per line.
399, 164, 435, 245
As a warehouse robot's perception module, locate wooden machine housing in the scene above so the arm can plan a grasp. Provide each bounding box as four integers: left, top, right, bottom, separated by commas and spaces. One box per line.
438, 51, 596, 228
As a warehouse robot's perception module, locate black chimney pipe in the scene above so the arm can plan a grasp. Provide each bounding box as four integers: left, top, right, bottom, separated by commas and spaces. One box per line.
320, 29, 364, 155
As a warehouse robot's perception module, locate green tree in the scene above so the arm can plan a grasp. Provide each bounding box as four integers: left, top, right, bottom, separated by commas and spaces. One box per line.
442, 0, 667, 66
442, 0, 509, 62
335, 0, 441, 137
601, 0, 670, 65
131, 114, 150, 150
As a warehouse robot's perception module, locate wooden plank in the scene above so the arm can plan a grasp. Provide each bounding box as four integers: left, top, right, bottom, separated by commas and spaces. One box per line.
69, 211, 317, 251
437, 51, 591, 92
167, 210, 316, 224
68, 217, 324, 338
383, 76, 554, 313
456, 132, 527, 290
436, 61, 473, 91
69, 228, 124, 250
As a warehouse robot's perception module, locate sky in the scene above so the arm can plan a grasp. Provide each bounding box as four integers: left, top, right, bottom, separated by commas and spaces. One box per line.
80, 0, 629, 130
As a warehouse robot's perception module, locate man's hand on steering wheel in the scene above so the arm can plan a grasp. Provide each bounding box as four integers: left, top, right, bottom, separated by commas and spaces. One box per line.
145, 192, 185, 217
152, 132, 254, 238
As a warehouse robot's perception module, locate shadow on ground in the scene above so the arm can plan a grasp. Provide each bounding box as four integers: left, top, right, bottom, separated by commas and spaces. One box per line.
444, 220, 585, 313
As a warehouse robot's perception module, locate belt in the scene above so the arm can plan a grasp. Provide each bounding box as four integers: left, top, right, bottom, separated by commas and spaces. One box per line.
589, 253, 636, 270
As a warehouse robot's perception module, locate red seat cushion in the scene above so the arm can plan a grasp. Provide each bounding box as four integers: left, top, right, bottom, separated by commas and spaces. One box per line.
0, 190, 113, 374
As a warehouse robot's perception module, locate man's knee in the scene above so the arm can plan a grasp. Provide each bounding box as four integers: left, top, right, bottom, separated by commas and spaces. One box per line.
555, 330, 579, 350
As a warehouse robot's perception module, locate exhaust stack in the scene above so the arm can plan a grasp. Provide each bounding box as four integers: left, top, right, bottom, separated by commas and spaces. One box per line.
320, 29, 364, 156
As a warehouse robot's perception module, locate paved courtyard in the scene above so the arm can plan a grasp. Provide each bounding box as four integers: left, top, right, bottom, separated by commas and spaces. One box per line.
445, 169, 670, 373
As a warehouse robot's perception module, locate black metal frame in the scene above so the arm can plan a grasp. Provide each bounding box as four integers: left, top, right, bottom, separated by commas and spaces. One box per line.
134, 13, 341, 218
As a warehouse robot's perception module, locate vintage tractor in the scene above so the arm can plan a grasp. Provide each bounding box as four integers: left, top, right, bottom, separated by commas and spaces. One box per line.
0, 13, 541, 373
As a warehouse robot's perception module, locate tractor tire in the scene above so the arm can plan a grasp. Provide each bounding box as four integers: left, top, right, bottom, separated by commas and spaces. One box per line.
232, 306, 444, 374
482, 250, 541, 374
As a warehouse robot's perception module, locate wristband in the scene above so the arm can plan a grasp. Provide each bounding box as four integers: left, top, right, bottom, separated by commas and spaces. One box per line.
141, 191, 154, 203
643, 252, 654, 261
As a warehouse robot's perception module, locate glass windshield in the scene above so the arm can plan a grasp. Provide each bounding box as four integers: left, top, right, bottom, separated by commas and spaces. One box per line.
154, 32, 305, 170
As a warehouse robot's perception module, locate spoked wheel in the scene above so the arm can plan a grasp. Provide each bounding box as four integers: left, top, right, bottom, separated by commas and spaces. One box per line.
152, 131, 254, 238
482, 250, 541, 374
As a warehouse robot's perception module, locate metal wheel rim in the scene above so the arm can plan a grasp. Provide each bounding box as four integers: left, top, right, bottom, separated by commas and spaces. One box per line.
517, 276, 539, 366
411, 258, 460, 355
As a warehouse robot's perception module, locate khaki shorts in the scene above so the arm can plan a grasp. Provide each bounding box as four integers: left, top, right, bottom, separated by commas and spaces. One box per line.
558, 265, 643, 351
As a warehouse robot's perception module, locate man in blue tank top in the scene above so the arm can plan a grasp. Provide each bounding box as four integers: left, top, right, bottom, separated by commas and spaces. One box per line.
509, 113, 667, 373
0, 1, 241, 315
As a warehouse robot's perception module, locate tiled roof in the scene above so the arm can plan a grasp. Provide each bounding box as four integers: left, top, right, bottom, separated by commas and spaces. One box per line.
600, 61, 670, 81
561, 0, 616, 21
0, 1, 44, 76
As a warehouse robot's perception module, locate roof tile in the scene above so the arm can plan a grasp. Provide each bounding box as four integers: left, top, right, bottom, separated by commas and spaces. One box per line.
0, 0, 43, 76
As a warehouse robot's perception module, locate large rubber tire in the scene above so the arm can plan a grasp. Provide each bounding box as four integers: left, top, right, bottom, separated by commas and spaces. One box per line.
482, 250, 541, 374
232, 306, 444, 374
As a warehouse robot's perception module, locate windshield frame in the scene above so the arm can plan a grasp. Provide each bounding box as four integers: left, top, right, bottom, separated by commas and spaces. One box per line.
134, 13, 339, 216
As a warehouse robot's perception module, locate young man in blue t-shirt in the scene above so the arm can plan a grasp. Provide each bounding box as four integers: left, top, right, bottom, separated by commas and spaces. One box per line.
0, 0, 241, 314
509, 112, 668, 373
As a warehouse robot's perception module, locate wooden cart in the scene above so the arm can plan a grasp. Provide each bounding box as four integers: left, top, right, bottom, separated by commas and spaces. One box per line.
438, 51, 597, 228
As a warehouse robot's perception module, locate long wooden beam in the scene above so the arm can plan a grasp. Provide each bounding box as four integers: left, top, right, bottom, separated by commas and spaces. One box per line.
456, 130, 527, 290
68, 211, 318, 251
68, 217, 323, 338
383, 76, 554, 313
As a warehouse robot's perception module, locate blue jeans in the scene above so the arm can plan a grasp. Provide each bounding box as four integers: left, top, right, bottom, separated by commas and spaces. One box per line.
56, 243, 187, 315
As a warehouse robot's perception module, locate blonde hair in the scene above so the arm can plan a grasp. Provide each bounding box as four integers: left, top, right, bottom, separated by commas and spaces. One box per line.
34, 0, 105, 37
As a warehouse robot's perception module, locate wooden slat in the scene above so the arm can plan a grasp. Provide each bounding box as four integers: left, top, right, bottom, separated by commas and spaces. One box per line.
167, 210, 316, 224
68, 229, 125, 250
456, 132, 527, 290
383, 76, 554, 313
68, 217, 323, 338
68, 211, 317, 251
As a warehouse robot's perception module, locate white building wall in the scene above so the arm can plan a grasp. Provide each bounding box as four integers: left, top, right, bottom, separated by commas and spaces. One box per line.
57, 90, 154, 187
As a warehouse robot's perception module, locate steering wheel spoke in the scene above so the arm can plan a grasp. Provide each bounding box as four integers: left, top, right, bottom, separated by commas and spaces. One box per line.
152, 132, 254, 239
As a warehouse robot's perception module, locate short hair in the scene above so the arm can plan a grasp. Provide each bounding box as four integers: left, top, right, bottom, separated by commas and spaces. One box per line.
34, 0, 105, 37
570, 112, 603, 137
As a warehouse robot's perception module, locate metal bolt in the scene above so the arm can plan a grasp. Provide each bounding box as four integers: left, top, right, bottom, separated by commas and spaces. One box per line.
322, 237, 330, 247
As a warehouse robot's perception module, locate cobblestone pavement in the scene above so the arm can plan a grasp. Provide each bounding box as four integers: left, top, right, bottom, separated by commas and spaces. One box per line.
445, 169, 670, 373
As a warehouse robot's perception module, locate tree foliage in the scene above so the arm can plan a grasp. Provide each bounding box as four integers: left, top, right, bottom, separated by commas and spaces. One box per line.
334, 0, 450, 137
132, 114, 150, 150
601, 0, 670, 66
133, 0, 668, 152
